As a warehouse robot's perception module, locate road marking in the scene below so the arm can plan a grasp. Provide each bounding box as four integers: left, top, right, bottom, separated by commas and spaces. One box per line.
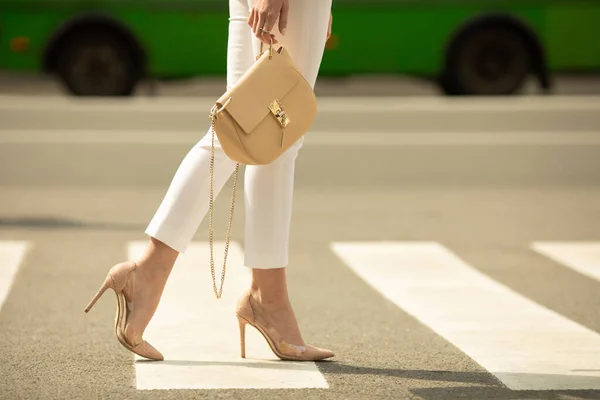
0, 241, 30, 313
1, 130, 600, 146
1, 95, 600, 112
532, 242, 600, 282
128, 241, 328, 390
331, 241, 600, 391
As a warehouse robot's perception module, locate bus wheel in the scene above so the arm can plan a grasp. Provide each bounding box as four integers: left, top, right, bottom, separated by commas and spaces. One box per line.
56, 32, 139, 96
444, 25, 532, 95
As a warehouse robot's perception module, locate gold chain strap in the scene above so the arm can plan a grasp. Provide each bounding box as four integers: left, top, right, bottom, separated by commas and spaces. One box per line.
207, 40, 273, 299
209, 110, 240, 299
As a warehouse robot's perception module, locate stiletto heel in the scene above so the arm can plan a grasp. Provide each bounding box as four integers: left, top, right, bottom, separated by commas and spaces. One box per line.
84, 277, 111, 313
238, 316, 247, 358
235, 291, 334, 361
84, 261, 163, 361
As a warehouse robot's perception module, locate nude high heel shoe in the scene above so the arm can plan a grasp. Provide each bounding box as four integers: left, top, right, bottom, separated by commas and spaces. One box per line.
235, 291, 334, 361
84, 261, 163, 361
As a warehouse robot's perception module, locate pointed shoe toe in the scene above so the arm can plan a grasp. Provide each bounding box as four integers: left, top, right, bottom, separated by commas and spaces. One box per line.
303, 345, 334, 361
131, 340, 164, 361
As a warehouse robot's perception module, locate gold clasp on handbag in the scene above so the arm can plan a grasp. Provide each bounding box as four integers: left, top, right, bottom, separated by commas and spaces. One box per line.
268, 100, 290, 128
268, 100, 289, 147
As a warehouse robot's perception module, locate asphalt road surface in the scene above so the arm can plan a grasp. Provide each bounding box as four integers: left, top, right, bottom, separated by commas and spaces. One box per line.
1, 92, 600, 400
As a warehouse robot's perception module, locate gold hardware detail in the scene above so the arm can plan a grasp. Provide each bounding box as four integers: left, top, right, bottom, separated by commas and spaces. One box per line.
268, 100, 290, 128
256, 39, 274, 60
210, 104, 219, 122
268, 100, 290, 148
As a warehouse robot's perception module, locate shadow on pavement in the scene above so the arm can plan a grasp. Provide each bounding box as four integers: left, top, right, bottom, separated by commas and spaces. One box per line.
411, 386, 600, 400
0, 216, 143, 231
321, 363, 497, 385
322, 364, 600, 399
138, 361, 600, 398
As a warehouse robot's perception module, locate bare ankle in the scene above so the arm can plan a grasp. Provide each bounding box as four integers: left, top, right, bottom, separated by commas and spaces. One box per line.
136, 260, 172, 283
249, 287, 290, 308
133, 237, 178, 282
250, 267, 291, 305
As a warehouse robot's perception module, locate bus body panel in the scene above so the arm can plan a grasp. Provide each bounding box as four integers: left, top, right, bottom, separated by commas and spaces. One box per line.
0, 0, 599, 80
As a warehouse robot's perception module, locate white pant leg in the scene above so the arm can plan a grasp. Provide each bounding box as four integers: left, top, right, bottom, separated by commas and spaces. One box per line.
144, 0, 254, 253
243, 0, 332, 268
146, 0, 332, 263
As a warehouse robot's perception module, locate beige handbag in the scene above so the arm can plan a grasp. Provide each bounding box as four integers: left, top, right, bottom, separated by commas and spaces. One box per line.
208, 41, 318, 299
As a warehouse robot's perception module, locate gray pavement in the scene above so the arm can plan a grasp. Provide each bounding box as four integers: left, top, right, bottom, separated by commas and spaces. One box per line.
1, 91, 600, 400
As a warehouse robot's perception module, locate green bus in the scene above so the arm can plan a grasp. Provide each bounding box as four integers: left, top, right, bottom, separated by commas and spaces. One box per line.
1, 0, 599, 96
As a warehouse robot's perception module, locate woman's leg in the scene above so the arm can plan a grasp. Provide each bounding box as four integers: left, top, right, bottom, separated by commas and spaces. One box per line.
123, 0, 257, 343
243, 0, 332, 346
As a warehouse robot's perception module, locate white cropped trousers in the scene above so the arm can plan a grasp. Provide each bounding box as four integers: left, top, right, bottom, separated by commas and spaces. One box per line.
145, 0, 332, 268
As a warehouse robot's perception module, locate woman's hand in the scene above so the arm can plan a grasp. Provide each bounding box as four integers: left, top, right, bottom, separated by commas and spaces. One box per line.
327, 12, 332, 40
248, 0, 290, 44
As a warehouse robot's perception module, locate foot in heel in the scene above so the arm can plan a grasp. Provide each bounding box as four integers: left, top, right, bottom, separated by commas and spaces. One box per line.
235, 291, 334, 361
85, 261, 166, 361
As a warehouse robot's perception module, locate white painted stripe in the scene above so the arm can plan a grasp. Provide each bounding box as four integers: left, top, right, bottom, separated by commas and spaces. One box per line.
533, 242, 600, 282
1, 95, 600, 112
0, 241, 30, 313
1, 130, 599, 146
331, 241, 600, 391
128, 241, 328, 390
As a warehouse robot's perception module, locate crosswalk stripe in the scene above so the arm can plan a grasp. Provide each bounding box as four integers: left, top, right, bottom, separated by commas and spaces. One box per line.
0, 241, 30, 313
532, 242, 600, 282
128, 241, 328, 390
331, 241, 600, 391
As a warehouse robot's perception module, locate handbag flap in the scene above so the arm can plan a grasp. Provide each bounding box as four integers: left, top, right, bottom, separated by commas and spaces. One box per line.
216, 47, 302, 134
